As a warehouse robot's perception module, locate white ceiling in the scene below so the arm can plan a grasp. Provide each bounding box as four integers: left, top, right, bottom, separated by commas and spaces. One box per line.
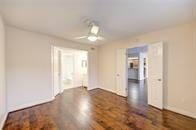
0, 0, 196, 45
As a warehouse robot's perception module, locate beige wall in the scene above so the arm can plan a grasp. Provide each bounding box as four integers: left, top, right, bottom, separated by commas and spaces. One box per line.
98, 22, 196, 118
6, 26, 98, 112
0, 14, 6, 128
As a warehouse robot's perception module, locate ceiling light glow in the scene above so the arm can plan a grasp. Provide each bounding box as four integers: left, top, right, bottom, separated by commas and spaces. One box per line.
88, 35, 97, 42
91, 25, 99, 35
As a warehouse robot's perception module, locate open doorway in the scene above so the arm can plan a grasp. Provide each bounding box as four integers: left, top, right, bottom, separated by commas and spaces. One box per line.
127, 46, 148, 107
52, 46, 88, 97
116, 42, 163, 109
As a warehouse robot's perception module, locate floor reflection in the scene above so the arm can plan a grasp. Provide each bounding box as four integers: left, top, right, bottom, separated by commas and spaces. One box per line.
127, 79, 147, 108
4, 86, 196, 130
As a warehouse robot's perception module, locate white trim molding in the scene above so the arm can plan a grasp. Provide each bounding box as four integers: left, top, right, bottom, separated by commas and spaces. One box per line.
99, 87, 116, 94
88, 86, 117, 94
8, 97, 55, 112
165, 106, 196, 119
87, 86, 99, 91
0, 112, 8, 129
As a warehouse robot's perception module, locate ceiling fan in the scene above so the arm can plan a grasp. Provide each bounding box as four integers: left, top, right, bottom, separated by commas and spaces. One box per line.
74, 21, 105, 42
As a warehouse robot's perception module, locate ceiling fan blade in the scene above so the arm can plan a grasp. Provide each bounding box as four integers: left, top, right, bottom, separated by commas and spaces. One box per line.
74, 36, 87, 39
97, 36, 106, 41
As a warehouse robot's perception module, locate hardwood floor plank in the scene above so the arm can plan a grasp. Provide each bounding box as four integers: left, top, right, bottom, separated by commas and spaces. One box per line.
3, 87, 196, 130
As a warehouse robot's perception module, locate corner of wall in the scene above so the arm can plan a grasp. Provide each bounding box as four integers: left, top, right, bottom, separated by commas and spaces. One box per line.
0, 112, 8, 130
88, 86, 99, 91
0, 13, 7, 130
99, 86, 116, 94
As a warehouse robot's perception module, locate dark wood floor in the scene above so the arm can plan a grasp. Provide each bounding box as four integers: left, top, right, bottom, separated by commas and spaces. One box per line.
3, 84, 196, 130
128, 79, 148, 109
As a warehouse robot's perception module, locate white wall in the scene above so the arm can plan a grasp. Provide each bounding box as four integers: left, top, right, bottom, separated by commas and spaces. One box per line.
98, 22, 196, 118
0, 14, 6, 128
6, 26, 98, 112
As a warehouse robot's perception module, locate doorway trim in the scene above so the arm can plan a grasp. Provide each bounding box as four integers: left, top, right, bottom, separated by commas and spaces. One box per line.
124, 41, 164, 109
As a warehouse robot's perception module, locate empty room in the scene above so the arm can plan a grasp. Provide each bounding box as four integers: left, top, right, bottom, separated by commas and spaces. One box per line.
0, 0, 196, 130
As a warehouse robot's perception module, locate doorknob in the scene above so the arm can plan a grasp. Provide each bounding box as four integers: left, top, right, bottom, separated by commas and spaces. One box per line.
157, 78, 162, 81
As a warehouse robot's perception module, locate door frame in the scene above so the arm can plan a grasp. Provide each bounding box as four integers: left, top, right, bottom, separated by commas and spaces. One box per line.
51, 46, 62, 97
51, 46, 89, 98
125, 42, 164, 109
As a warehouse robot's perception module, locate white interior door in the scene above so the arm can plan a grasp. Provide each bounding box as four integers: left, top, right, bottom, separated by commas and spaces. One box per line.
53, 48, 61, 96
148, 42, 163, 109
116, 49, 128, 97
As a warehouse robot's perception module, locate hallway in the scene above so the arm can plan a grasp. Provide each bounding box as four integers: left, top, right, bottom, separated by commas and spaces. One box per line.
127, 79, 147, 109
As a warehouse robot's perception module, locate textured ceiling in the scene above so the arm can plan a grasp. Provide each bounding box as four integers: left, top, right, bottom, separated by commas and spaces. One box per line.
0, 0, 196, 45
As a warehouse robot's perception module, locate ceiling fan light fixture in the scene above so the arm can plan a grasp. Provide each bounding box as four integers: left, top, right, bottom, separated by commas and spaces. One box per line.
88, 34, 97, 42
91, 25, 99, 35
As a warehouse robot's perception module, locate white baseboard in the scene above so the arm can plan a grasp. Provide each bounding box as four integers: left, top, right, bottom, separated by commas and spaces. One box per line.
88, 86, 99, 91
87, 86, 116, 93
165, 106, 196, 119
99, 87, 116, 94
8, 97, 55, 112
0, 112, 8, 129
